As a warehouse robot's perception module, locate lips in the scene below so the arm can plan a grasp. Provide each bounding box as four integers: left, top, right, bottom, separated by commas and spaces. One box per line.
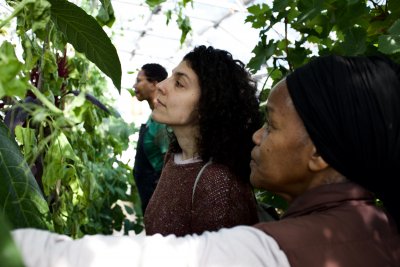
250, 149, 257, 167
251, 157, 258, 167
157, 98, 165, 107
157, 98, 166, 107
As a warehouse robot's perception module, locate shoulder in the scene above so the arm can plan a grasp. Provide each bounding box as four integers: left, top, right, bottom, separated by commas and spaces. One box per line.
163, 151, 174, 165
204, 162, 231, 174
196, 162, 250, 194
200, 163, 234, 183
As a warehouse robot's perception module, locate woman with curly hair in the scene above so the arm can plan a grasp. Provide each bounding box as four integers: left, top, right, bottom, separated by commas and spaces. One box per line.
144, 45, 261, 236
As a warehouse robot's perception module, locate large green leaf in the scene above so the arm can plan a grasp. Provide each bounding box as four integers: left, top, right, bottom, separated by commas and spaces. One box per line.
339, 27, 367, 55
0, 121, 53, 230
49, 0, 121, 91
0, 212, 25, 267
378, 19, 400, 55
247, 39, 277, 73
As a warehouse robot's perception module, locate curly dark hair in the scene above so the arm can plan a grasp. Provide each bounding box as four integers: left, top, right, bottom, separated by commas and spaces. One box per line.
169, 45, 261, 180
141, 63, 168, 82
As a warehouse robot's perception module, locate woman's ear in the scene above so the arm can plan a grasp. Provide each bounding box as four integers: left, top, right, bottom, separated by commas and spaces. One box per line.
308, 146, 329, 171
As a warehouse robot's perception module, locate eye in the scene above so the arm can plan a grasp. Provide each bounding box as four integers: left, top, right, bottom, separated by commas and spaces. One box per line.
264, 119, 273, 133
175, 79, 183, 88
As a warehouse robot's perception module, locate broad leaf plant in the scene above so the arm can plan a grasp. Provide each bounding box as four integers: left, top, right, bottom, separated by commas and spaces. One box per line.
0, 0, 142, 240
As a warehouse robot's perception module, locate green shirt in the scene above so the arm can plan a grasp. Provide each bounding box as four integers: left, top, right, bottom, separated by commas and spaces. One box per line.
143, 117, 169, 171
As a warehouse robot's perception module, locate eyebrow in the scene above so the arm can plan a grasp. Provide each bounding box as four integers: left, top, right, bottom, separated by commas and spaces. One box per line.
173, 71, 190, 80
266, 104, 275, 115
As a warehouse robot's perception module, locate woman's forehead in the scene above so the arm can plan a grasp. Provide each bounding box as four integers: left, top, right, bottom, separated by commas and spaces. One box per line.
267, 80, 291, 111
267, 80, 301, 122
172, 61, 199, 84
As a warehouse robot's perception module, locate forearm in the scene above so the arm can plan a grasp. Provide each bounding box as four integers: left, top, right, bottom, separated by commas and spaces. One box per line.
12, 226, 290, 267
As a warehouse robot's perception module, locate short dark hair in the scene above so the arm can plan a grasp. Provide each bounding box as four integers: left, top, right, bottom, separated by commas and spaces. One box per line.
170, 45, 261, 179
141, 63, 168, 82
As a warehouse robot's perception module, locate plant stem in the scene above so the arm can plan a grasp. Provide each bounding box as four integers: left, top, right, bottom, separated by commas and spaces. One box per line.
29, 84, 63, 114
0, 0, 35, 29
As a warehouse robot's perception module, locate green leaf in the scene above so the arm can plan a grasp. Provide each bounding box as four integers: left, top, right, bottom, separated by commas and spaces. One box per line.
146, 0, 167, 9
15, 126, 37, 162
287, 44, 311, 68
182, 0, 193, 7
0, 42, 29, 99
247, 3, 270, 15
42, 131, 81, 195
31, 0, 51, 33
177, 15, 191, 44
333, 0, 369, 31
97, 0, 115, 27
339, 27, 367, 55
272, 0, 290, 12
297, 0, 325, 23
0, 212, 25, 267
378, 35, 400, 54
388, 19, 400, 35
255, 189, 288, 211
347, 0, 359, 5
378, 19, 400, 54
245, 4, 271, 29
0, 121, 53, 230
247, 40, 277, 73
49, 0, 121, 91
388, 0, 400, 18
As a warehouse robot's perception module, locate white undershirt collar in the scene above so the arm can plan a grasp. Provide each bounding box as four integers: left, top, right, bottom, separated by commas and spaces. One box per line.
174, 153, 202, 165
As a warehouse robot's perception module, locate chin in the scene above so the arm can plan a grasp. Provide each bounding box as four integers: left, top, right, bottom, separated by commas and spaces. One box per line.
151, 112, 165, 124
249, 174, 259, 188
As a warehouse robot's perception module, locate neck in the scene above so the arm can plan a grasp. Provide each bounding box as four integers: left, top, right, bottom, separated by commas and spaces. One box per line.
306, 169, 347, 194
147, 98, 156, 110
284, 168, 347, 204
172, 125, 199, 160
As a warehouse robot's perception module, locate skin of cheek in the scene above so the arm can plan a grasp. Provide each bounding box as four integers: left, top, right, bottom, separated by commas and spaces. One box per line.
152, 91, 199, 126
250, 128, 312, 202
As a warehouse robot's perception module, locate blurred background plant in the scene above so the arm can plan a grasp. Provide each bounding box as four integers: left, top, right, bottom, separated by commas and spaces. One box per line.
0, 0, 142, 238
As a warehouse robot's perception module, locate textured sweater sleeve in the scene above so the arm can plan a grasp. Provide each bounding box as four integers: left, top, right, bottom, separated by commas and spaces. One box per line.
12, 226, 290, 267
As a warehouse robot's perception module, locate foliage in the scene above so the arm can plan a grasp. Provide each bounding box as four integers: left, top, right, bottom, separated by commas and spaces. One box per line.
0, 212, 25, 267
0, 0, 141, 239
244, 0, 400, 100
0, 120, 53, 230
147, 0, 193, 45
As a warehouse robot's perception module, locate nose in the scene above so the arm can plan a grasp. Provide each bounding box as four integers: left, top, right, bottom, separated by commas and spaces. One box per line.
156, 78, 168, 94
252, 126, 264, 145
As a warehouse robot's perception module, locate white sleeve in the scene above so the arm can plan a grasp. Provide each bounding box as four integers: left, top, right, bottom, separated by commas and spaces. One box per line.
12, 226, 290, 267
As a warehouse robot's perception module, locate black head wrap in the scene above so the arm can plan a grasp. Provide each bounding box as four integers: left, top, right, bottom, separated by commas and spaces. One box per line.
286, 55, 400, 227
